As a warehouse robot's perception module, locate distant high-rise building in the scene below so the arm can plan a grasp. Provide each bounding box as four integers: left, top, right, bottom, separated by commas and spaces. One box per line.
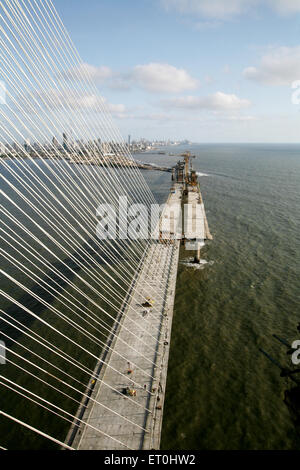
0, 142, 6, 155
24, 139, 30, 152
128, 135, 131, 147
101, 142, 112, 155
52, 136, 59, 148
62, 132, 68, 151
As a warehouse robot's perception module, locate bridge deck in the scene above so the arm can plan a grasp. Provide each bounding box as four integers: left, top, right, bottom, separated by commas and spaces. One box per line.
65, 181, 212, 450
186, 185, 213, 241
72, 224, 181, 449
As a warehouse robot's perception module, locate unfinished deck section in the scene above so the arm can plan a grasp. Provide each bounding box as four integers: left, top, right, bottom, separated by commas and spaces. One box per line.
184, 184, 213, 258
72, 191, 182, 450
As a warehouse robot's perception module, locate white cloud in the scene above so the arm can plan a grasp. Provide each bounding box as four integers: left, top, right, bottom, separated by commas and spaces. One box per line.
131, 63, 199, 93
61, 62, 199, 94
61, 63, 112, 83
243, 46, 300, 85
135, 112, 189, 121
19, 88, 126, 117
103, 100, 126, 116
271, 0, 300, 14
161, 0, 300, 19
161, 0, 255, 19
161, 92, 251, 110
224, 115, 257, 121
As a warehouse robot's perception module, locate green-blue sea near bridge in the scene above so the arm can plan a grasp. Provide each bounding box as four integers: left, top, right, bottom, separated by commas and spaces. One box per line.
0, 143, 299, 450
140, 143, 300, 450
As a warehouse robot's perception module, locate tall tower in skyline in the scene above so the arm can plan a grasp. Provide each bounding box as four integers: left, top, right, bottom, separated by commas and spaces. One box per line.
62, 132, 68, 151
52, 136, 59, 148
24, 138, 30, 152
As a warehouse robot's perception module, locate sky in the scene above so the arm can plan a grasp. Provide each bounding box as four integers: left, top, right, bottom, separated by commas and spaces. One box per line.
23, 1, 300, 142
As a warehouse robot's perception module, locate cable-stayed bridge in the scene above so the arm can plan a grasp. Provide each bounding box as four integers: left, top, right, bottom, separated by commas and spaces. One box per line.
0, 0, 211, 450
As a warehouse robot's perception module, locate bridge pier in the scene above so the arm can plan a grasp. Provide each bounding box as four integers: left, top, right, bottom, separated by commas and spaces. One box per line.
194, 245, 201, 264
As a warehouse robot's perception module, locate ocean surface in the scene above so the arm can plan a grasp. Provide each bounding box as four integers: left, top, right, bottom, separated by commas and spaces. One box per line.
1, 143, 300, 449
140, 144, 300, 450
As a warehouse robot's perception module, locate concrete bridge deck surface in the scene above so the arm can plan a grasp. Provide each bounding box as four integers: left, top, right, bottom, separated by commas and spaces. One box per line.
68, 181, 211, 450
72, 242, 180, 450
186, 185, 213, 242
70, 190, 182, 450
